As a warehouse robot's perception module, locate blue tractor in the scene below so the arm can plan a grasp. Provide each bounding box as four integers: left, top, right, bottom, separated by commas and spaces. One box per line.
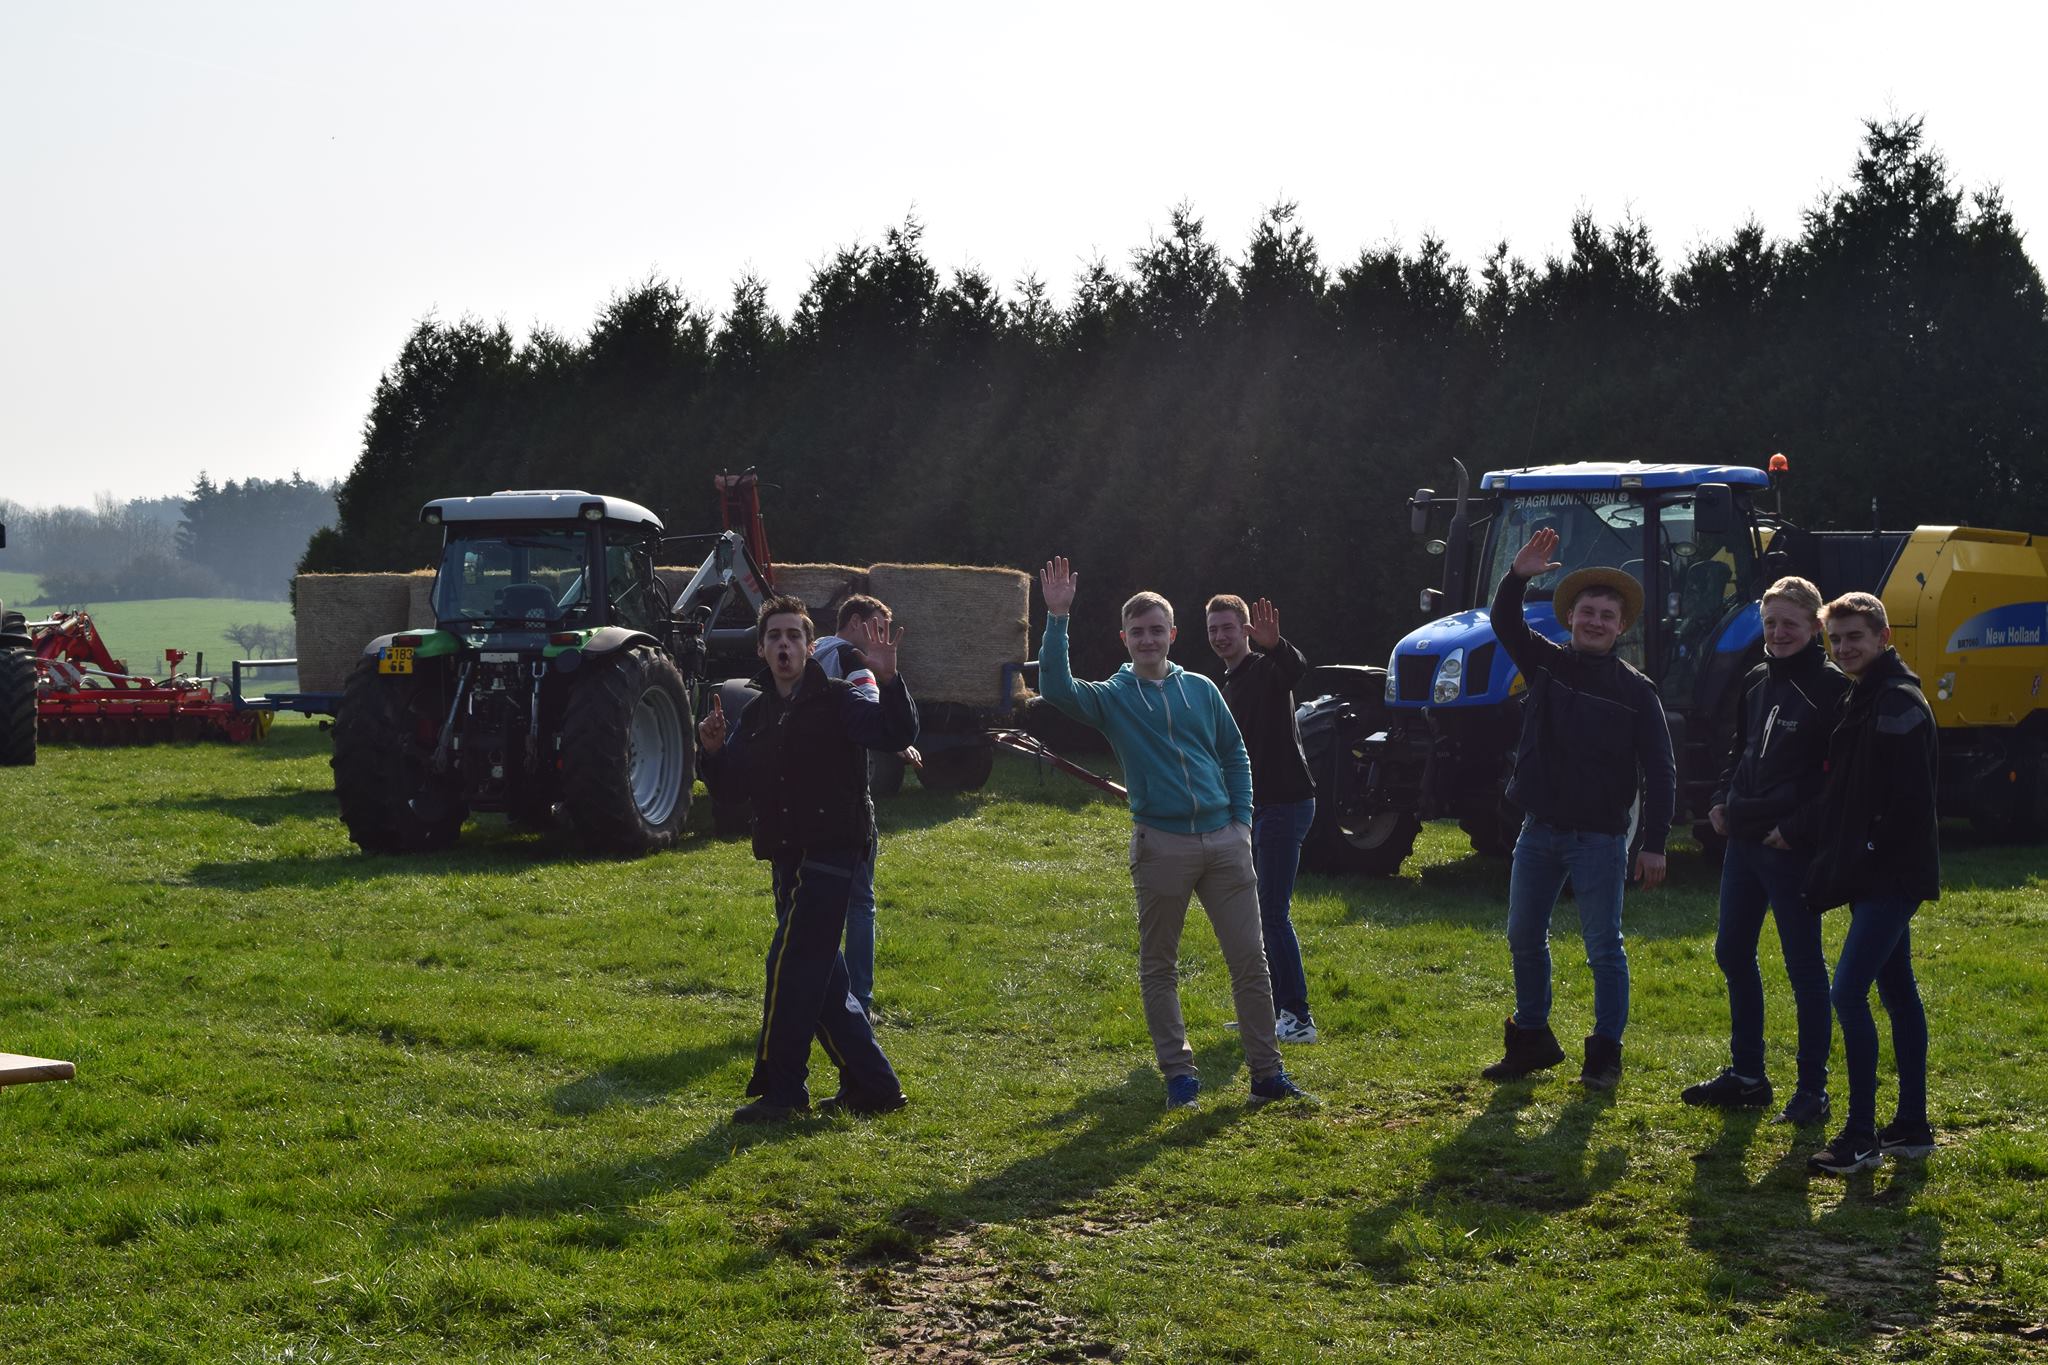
1298, 458, 1856, 874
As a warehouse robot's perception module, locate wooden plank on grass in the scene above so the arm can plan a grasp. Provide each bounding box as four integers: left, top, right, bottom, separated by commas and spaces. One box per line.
0, 1053, 75, 1087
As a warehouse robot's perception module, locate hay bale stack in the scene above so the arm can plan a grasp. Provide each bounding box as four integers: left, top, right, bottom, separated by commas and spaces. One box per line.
868, 563, 1030, 707
406, 571, 439, 629
294, 574, 414, 692
769, 563, 869, 625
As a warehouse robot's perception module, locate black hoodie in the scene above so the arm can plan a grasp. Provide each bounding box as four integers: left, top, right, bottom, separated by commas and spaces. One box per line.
1779, 647, 1939, 910
1712, 639, 1853, 843
1492, 570, 1676, 852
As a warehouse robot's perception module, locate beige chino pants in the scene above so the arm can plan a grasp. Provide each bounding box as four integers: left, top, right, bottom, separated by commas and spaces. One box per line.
1128, 822, 1282, 1081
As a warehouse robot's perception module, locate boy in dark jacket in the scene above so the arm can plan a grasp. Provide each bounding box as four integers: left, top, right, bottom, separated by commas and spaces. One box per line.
1482, 527, 1675, 1091
1770, 592, 1938, 1174
1683, 577, 1850, 1126
698, 595, 920, 1123
1207, 593, 1321, 1043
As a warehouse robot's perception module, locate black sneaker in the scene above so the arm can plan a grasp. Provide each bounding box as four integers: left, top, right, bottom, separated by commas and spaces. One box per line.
1681, 1069, 1773, 1110
817, 1087, 910, 1117
1877, 1119, 1936, 1159
1773, 1090, 1830, 1127
1807, 1129, 1881, 1176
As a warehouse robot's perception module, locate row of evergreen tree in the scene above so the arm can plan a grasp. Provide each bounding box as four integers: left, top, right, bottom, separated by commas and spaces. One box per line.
5, 476, 336, 603
303, 119, 2048, 674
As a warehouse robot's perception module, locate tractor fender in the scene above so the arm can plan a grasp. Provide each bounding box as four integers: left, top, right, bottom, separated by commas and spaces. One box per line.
359, 629, 459, 659
578, 627, 662, 660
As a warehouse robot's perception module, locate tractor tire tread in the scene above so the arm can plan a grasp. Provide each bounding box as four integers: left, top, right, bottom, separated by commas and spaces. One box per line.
559, 645, 693, 856
0, 648, 36, 766
331, 656, 466, 852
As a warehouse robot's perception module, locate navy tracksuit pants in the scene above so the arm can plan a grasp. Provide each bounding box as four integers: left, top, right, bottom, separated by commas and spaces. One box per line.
747, 848, 902, 1107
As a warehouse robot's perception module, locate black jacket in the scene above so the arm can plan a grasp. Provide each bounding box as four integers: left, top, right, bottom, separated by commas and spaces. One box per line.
1711, 639, 1853, 843
1780, 648, 1939, 910
705, 658, 918, 860
1220, 638, 1317, 807
1492, 571, 1676, 852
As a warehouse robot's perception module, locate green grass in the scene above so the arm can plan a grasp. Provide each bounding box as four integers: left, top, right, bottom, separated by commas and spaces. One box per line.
3, 728, 2045, 1362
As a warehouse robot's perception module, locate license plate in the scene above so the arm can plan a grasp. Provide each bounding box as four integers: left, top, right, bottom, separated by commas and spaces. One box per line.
378, 646, 415, 675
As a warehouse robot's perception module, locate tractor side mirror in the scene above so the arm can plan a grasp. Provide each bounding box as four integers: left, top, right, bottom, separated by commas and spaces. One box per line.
1694, 483, 1734, 536
1410, 490, 1435, 535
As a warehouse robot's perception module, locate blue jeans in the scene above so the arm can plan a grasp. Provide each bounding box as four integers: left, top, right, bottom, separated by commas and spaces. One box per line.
1251, 798, 1317, 1020
842, 844, 878, 1014
1506, 816, 1629, 1041
1832, 897, 1928, 1137
1716, 839, 1832, 1094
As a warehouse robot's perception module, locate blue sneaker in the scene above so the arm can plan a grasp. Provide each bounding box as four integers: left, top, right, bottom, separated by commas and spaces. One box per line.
1249, 1070, 1317, 1107
1165, 1074, 1201, 1109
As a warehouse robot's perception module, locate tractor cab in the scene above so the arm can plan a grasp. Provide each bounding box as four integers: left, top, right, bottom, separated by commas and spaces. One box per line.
420, 491, 669, 643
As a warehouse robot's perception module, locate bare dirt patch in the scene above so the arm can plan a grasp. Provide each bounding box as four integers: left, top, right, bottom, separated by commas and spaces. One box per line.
846, 1217, 1145, 1363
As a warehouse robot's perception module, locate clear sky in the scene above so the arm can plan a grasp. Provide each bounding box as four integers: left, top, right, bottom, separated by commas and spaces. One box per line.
4, 0, 2043, 511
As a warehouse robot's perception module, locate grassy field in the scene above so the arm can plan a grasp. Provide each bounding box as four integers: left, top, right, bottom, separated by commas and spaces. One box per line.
2, 725, 2044, 1362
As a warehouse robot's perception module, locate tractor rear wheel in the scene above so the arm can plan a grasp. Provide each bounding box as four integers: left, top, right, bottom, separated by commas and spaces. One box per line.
560, 646, 693, 855
0, 648, 35, 767
331, 656, 467, 852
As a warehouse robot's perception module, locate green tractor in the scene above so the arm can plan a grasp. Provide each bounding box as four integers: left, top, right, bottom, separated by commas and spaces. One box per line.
0, 522, 35, 767
332, 491, 695, 855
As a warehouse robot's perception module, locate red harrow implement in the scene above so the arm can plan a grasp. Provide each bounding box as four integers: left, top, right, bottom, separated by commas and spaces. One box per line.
27, 610, 270, 745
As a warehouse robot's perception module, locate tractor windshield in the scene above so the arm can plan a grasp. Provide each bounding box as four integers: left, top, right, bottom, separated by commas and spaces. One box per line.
1485, 490, 1650, 662
434, 529, 599, 627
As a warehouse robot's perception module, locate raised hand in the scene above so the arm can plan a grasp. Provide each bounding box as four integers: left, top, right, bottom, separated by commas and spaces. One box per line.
1249, 597, 1281, 650
1512, 527, 1563, 579
1041, 556, 1078, 617
697, 693, 727, 754
858, 612, 905, 683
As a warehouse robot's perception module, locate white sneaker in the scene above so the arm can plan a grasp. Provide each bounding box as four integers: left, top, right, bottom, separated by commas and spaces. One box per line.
1274, 1010, 1319, 1044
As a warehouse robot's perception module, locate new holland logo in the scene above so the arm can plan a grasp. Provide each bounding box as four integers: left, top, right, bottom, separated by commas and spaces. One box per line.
1947, 603, 2048, 652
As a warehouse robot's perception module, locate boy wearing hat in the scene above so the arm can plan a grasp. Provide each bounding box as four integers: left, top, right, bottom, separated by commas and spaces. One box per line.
1481, 527, 1674, 1090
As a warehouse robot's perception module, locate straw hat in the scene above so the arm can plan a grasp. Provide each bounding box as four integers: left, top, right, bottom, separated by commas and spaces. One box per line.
1554, 567, 1644, 632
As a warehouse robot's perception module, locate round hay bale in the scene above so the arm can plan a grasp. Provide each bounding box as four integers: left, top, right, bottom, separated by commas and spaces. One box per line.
769, 564, 869, 628
294, 574, 415, 693
406, 570, 439, 629
867, 563, 1030, 707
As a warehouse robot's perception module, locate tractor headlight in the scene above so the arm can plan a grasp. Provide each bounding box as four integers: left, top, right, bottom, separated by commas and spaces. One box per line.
1384, 670, 1398, 703
1433, 648, 1465, 704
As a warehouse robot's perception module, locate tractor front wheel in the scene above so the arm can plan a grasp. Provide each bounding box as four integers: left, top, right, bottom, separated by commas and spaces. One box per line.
560, 646, 693, 855
0, 648, 36, 767
331, 657, 467, 852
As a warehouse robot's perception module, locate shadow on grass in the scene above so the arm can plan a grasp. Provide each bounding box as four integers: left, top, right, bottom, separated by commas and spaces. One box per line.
180, 814, 759, 888
783, 1040, 1256, 1264
153, 788, 336, 825
549, 1039, 754, 1115
1682, 1108, 1945, 1348
1345, 1080, 1626, 1281
1316, 852, 1720, 942
182, 835, 572, 890
389, 1113, 812, 1249
388, 1041, 1252, 1262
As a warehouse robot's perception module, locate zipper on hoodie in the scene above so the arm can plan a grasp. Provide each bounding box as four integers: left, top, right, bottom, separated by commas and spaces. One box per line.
1146, 674, 1200, 832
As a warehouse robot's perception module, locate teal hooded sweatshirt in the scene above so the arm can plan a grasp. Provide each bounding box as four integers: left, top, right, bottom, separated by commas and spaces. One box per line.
1038, 614, 1252, 833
